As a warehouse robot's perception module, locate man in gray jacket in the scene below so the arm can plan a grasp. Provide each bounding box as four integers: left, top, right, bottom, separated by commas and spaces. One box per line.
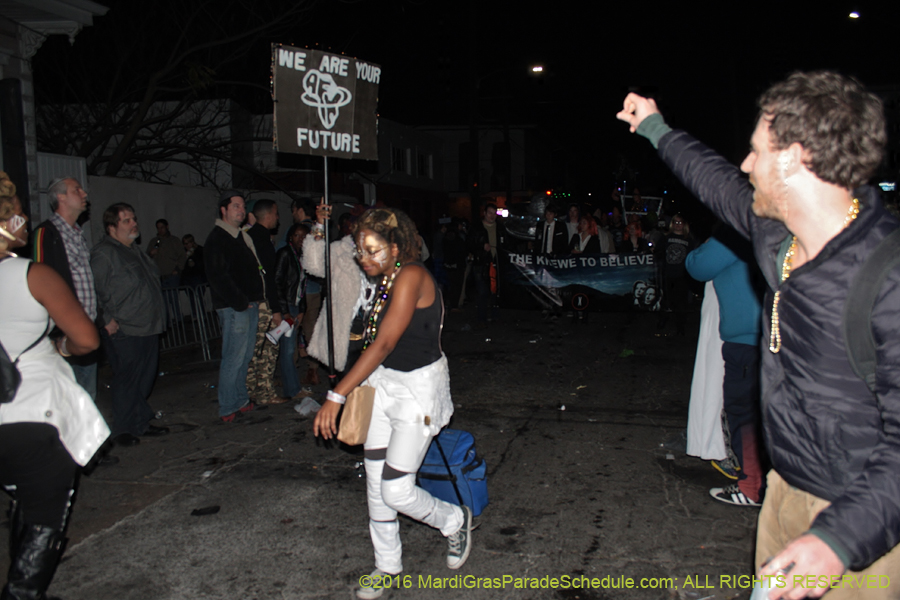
91, 203, 168, 447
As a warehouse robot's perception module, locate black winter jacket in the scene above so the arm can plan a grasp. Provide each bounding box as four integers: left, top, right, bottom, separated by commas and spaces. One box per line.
274, 246, 306, 314
204, 223, 265, 312
32, 220, 75, 293
247, 223, 280, 313
467, 221, 506, 266
658, 129, 900, 570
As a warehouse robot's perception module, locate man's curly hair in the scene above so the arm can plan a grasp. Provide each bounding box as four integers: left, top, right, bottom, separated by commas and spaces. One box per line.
352, 207, 421, 264
759, 71, 885, 190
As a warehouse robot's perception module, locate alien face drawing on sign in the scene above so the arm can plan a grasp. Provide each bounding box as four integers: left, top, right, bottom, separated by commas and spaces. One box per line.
301, 70, 353, 130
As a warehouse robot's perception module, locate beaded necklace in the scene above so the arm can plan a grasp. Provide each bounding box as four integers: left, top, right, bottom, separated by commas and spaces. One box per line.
363, 261, 402, 350
769, 197, 859, 353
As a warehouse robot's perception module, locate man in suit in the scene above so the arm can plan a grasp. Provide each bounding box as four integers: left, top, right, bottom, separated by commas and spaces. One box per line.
536, 204, 568, 255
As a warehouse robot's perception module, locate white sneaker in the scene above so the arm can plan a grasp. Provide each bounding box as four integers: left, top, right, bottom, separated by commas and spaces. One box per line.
446, 505, 473, 569
709, 484, 761, 507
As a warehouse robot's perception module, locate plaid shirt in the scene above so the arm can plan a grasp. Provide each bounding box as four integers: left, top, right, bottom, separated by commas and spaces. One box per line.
49, 212, 97, 320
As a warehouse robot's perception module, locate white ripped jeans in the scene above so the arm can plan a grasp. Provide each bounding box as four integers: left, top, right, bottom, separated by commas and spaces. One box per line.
363, 356, 462, 574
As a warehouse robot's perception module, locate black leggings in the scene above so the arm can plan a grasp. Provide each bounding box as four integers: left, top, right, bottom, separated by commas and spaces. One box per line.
0, 423, 78, 529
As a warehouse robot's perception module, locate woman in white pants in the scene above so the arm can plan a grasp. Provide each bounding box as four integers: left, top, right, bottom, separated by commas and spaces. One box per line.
314, 208, 471, 600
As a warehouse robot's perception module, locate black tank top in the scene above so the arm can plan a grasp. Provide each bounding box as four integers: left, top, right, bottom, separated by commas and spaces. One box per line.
381, 263, 443, 372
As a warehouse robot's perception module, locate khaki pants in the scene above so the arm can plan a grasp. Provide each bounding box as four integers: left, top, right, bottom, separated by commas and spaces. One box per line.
756, 470, 900, 599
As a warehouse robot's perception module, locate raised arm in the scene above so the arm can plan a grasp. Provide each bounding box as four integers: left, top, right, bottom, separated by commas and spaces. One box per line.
616, 93, 661, 133
617, 93, 759, 242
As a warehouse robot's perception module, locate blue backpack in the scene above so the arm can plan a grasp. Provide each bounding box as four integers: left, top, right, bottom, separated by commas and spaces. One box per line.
417, 429, 488, 517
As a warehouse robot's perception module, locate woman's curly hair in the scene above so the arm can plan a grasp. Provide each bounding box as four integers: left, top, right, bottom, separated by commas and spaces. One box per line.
0, 171, 16, 218
0, 172, 18, 253
352, 207, 421, 264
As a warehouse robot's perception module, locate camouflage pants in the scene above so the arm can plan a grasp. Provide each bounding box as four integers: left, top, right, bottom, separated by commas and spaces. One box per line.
246, 303, 278, 400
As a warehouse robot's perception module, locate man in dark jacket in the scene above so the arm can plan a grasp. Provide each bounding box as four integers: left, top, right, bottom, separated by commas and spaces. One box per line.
204, 191, 266, 421
91, 203, 168, 446
180, 234, 205, 286
535, 204, 568, 255
467, 202, 505, 323
147, 218, 187, 326
33, 177, 99, 398
619, 71, 899, 598
245, 199, 287, 405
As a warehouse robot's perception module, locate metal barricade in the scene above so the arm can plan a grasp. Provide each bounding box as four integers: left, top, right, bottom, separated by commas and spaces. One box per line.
159, 284, 221, 361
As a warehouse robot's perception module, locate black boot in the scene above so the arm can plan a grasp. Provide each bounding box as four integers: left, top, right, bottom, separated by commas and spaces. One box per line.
1, 523, 67, 600
6, 501, 24, 562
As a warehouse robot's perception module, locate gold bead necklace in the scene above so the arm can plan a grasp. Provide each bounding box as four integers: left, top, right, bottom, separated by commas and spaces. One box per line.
769, 197, 859, 353
363, 262, 402, 350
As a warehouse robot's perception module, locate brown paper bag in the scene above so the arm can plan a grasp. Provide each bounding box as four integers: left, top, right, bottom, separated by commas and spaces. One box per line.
337, 385, 376, 445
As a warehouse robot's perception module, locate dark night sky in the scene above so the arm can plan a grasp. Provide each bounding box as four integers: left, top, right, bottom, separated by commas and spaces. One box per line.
33, 0, 899, 204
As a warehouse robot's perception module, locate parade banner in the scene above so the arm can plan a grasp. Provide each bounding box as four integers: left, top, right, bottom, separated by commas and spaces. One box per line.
499, 250, 662, 312
272, 45, 380, 160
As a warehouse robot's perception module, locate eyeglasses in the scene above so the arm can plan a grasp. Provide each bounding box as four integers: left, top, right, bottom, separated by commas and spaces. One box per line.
673, 220, 684, 225
355, 245, 389, 260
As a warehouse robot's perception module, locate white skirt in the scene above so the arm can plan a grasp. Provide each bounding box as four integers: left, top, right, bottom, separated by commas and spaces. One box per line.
0, 343, 110, 466
686, 282, 727, 460
365, 354, 453, 439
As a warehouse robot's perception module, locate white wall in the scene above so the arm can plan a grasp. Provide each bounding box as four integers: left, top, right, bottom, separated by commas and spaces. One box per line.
86, 177, 219, 245
85, 176, 301, 248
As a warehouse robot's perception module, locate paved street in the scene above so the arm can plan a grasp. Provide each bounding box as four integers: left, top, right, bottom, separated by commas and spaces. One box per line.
5, 308, 758, 599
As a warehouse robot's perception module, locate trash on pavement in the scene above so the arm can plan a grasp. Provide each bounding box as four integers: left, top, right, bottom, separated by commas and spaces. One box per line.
190, 506, 220, 516
295, 397, 322, 416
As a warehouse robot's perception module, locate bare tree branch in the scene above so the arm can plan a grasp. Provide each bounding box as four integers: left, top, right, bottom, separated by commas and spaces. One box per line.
34, 0, 320, 187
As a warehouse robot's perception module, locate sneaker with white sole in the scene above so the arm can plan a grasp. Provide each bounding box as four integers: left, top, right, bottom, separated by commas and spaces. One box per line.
447, 505, 473, 569
709, 483, 761, 507
357, 568, 398, 600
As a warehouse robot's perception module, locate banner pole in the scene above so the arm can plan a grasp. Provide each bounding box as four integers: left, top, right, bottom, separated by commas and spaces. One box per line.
324, 155, 336, 388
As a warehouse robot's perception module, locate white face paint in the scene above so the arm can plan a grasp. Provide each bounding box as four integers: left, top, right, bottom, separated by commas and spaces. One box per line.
7, 214, 26, 236
742, 118, 789, 222
355, 229, 391, 275
1, 197, 28, 248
